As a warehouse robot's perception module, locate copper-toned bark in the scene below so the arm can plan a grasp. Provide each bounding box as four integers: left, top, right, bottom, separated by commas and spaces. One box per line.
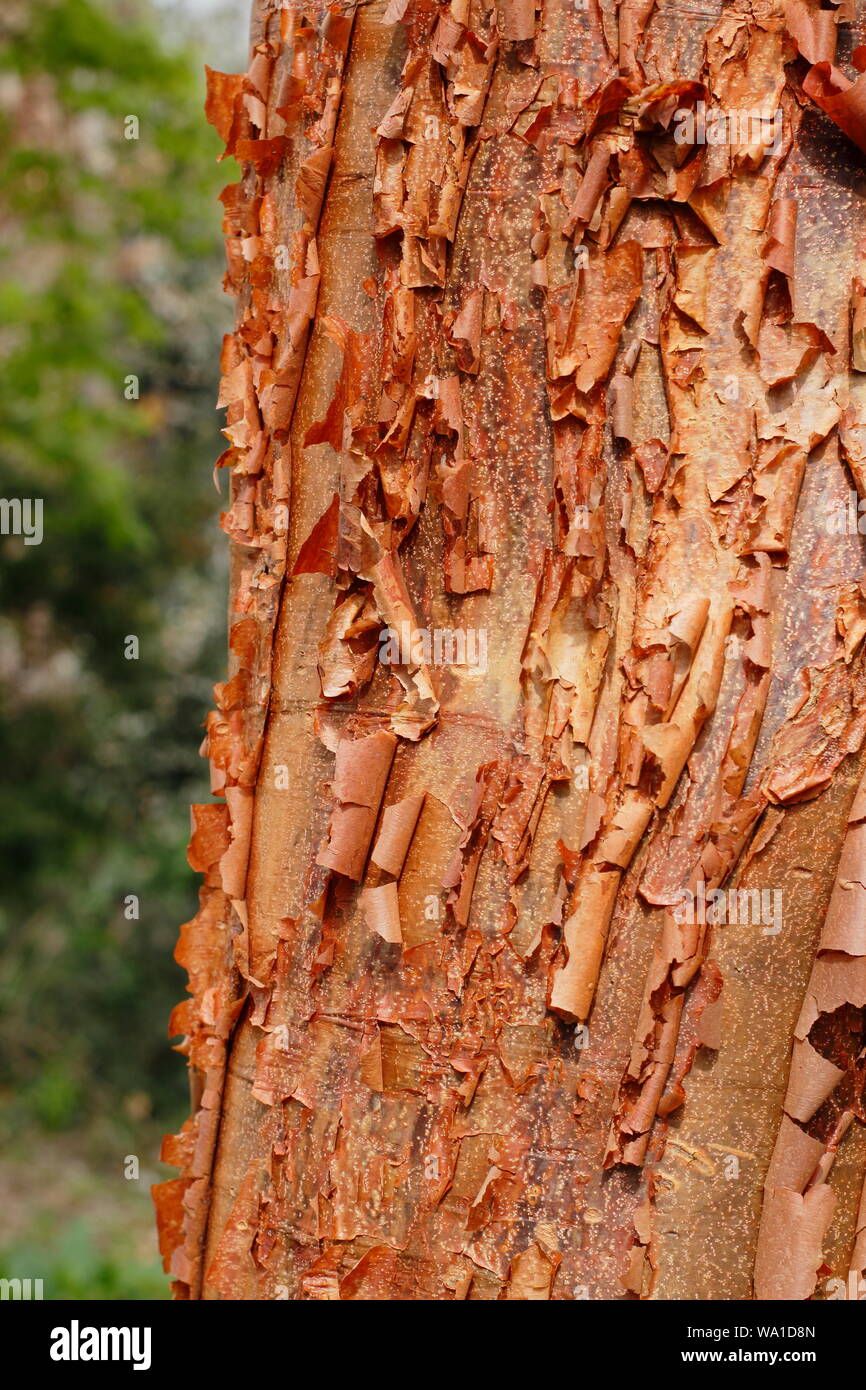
155, 0, 866, 1300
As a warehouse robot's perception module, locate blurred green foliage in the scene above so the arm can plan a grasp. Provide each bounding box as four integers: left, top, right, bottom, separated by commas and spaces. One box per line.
0, 1121, 173, 1297
0, 0, 230, 1163
5, 1219, 167, 1300
2, 1202, 167, 1300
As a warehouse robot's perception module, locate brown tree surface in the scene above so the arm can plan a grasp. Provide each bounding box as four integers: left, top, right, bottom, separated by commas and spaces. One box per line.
154, 0, 866, 1300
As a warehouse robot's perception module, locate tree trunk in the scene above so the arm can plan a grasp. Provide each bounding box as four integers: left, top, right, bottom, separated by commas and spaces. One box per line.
154, 0, 866, 1301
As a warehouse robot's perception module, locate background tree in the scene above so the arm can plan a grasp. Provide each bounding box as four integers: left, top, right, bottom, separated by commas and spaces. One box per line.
0, 0, 236, 1297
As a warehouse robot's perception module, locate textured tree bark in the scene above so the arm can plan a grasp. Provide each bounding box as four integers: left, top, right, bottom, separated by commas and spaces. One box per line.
154, 0, 866, 1300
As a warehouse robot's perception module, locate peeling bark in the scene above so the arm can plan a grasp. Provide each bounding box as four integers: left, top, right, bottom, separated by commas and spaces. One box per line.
155, 0, 866, 1300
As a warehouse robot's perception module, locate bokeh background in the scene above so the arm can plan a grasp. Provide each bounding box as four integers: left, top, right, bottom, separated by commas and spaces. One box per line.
0, 0, 246, 1297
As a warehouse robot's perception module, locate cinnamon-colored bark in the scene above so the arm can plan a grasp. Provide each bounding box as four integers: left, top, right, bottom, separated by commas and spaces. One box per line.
155, 0, 866, 1300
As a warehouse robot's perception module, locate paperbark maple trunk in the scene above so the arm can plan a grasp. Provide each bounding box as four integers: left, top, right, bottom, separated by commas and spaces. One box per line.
155, 0, 866, 1300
